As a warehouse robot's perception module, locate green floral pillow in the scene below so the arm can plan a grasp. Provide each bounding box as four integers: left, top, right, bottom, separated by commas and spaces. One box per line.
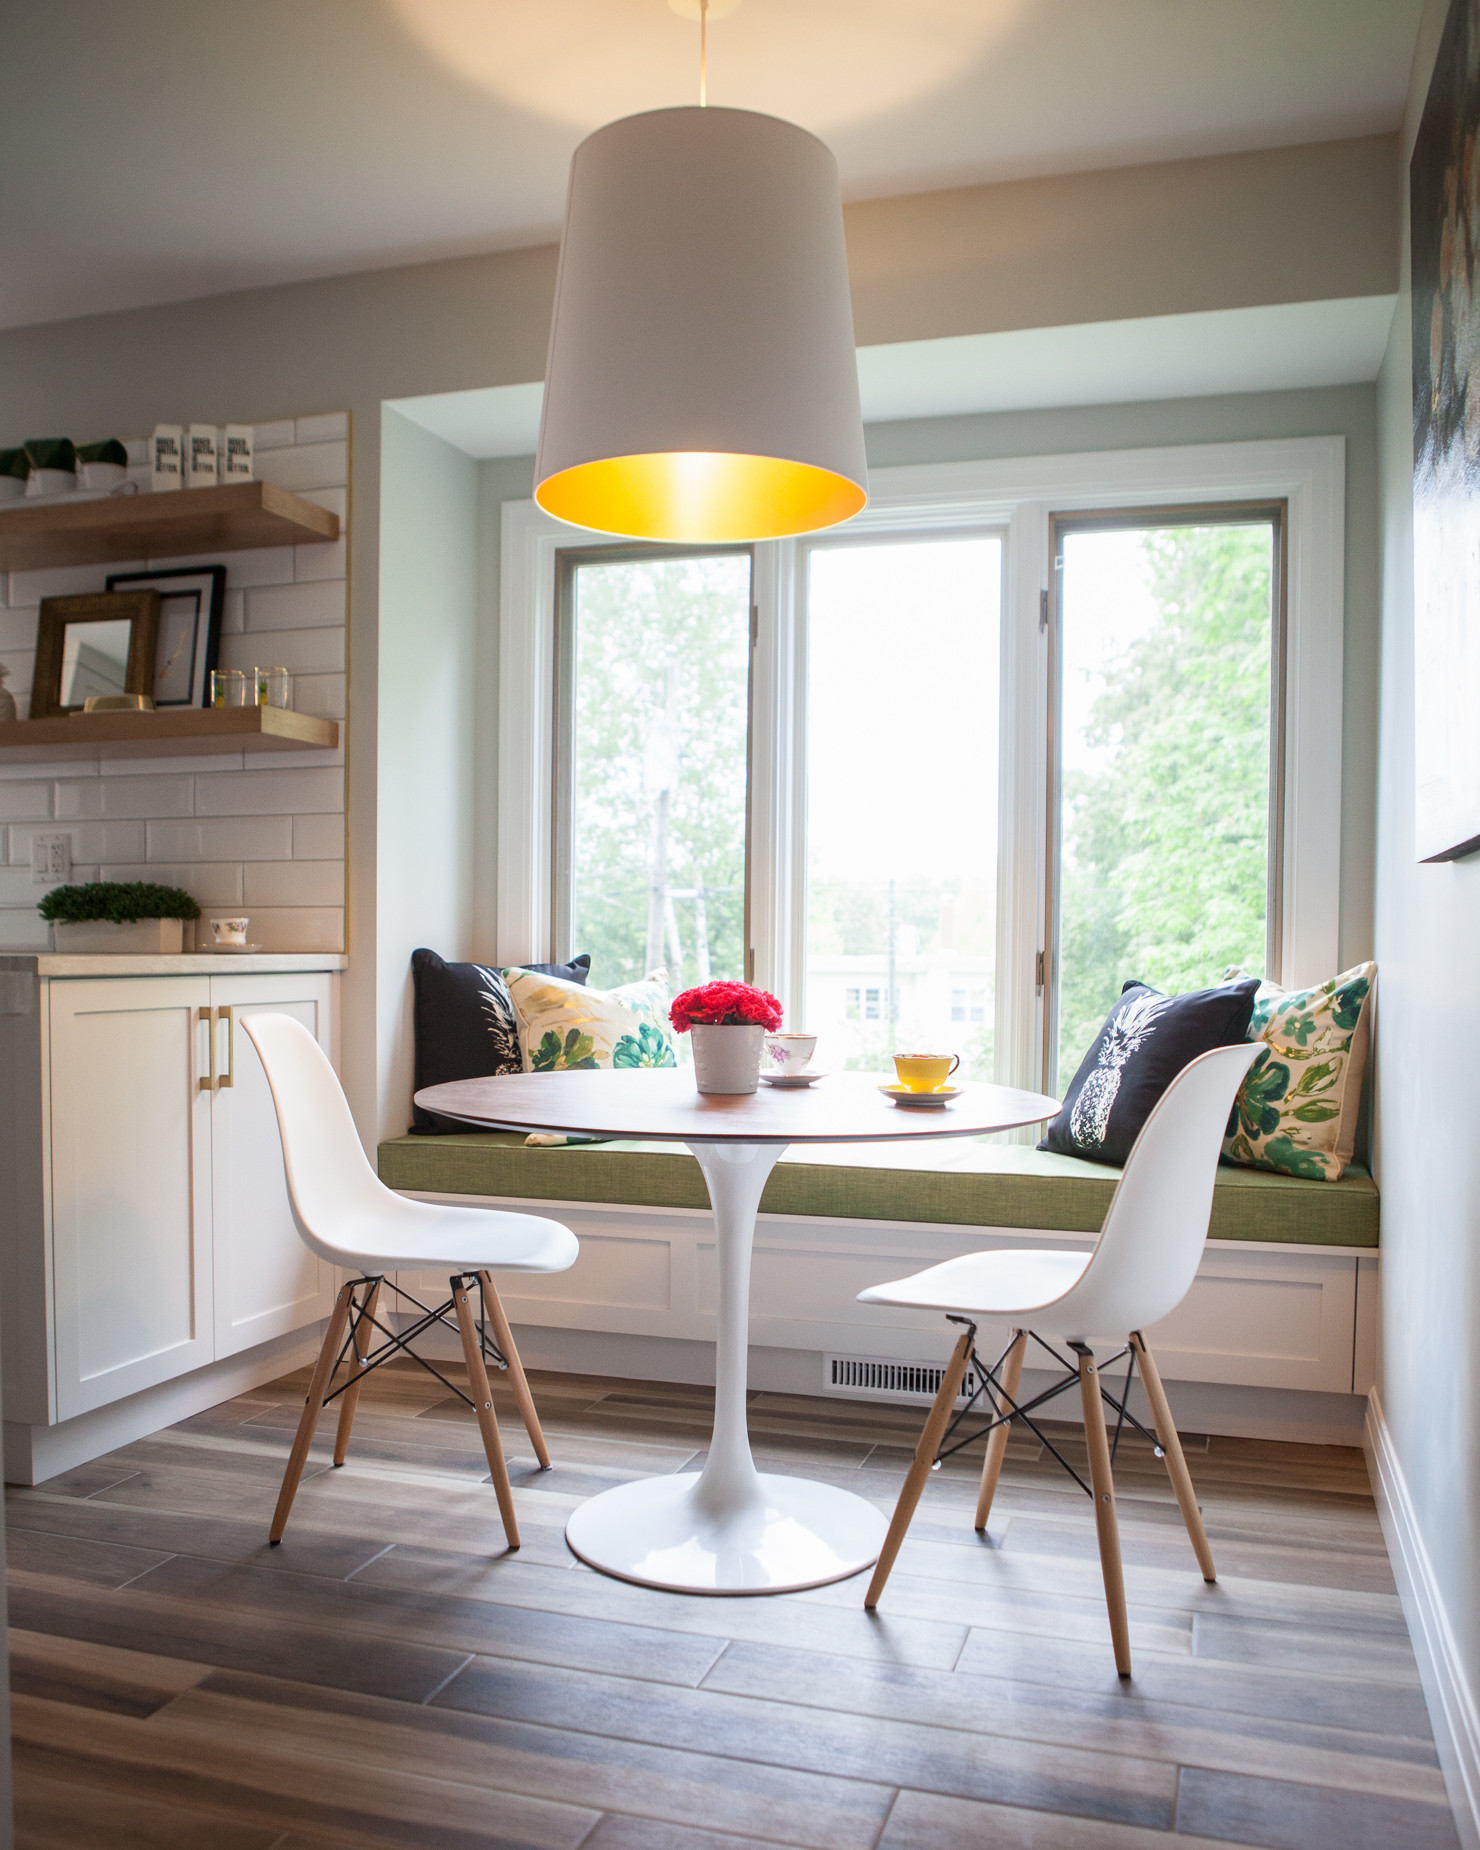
1222, 962, 1375, 1182
501, 967, 678, 1143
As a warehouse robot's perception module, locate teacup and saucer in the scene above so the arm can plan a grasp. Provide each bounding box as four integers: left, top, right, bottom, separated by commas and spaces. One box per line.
880, 1052, 962, 1108
761, 1032, 826, 1087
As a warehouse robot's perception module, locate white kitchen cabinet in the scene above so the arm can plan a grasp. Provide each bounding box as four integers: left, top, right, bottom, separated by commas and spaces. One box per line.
48, 976, 215, 1419
0, 953, 343, 1481
208, 974, 334, 1358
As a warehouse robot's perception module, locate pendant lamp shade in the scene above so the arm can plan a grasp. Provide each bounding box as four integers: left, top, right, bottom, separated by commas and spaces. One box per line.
535, 105, 867, 543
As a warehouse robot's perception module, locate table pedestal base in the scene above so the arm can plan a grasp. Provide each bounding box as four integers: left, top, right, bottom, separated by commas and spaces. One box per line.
565, 1469, 887, 1594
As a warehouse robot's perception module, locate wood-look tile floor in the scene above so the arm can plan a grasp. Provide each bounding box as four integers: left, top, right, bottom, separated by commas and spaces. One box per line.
5, 1360, 1460, 1850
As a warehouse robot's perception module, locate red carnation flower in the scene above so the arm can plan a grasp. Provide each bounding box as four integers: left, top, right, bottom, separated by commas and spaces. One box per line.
670, 981, 783, 1033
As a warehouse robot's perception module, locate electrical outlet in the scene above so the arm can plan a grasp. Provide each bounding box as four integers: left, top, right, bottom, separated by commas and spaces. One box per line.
31, 834, 71, 885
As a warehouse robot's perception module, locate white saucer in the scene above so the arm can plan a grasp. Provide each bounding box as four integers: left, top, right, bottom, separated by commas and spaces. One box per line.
204, 942, 263, 954
878, 1083, 962, 1108
761, 1069, 827, 1087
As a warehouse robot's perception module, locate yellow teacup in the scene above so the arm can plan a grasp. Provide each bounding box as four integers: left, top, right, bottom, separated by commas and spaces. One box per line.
893, 1053, 960, 1093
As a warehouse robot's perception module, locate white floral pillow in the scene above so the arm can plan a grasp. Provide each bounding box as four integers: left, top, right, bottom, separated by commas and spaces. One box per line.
501, 966, 678, 1074
1222, 962, 1375, 1182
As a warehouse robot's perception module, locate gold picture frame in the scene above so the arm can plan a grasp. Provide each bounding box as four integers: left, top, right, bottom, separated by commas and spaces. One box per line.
31, 591, 161, 720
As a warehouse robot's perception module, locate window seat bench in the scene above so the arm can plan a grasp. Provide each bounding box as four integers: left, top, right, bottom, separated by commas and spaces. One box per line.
377, 1133, 1378, 1250
375, 1134, 1377, 1436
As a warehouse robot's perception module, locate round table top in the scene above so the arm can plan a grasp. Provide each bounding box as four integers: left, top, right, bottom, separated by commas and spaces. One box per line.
414, 1068, 1061, 1144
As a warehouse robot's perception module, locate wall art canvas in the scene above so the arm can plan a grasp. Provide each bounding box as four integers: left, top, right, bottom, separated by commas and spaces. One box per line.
1413, 0, 1480, 861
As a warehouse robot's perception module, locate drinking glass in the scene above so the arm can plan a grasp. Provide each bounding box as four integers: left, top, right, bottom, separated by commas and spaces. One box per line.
210, 668, 249, 708
255, 667, 292, 709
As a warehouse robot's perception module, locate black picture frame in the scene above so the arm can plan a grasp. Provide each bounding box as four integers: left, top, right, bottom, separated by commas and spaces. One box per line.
105, 564, 226, 709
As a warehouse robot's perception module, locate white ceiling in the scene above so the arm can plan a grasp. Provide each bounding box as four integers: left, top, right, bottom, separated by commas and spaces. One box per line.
1, 0, 1424, 332
389, 294, 1399, 457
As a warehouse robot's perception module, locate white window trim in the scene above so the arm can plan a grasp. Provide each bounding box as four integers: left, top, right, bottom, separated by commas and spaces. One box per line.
500, 435, 1343, 1091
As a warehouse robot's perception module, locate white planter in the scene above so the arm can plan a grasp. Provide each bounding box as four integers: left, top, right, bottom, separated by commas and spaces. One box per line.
690, 1022, 767, 1095
52, 918, 186, 954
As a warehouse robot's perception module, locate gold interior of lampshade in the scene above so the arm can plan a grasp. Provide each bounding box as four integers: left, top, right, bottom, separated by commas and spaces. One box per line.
535, 450, 866, 543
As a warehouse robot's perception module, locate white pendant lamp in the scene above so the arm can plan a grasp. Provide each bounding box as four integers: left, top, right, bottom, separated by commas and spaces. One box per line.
535, 91, 867, 543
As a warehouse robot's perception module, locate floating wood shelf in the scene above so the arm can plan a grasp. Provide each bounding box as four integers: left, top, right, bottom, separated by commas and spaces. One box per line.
0, 481, 339, 574
0, 706, 339, 762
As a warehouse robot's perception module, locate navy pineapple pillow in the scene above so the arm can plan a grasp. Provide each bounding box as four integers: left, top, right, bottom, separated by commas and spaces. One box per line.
1040, 976, 1259, 1168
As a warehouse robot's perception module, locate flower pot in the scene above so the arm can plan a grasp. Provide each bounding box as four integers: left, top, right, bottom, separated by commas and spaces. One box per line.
690, 1022, 767, 1095
53, 918, 186, 954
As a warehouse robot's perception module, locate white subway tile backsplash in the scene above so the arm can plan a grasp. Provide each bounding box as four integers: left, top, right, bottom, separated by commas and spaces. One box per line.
243, 859, 344, 907
222, 590, 245, 635
295, 535, 347, 583
152, 546, 294, 588
253, 420, 296, 451
287, 673, 345, 719
0, 783, 52, 823
0, 757, 97, 781
195, 765, 342, 817
220, 628, 344, 681
252, 441, 347, 494
100, 862, 244, 907
11, 820, 146, 864
0, 912, 50, 950
56, 774, 193, 820
97, 751, 244, 778
10, 560, 144, 605
147, 815, 293, 861
0, 608, 38, 650
295, 412, 348, 445
292, 812, 345, 858
124, 438, 149, 466
244, 579, 345, 632
235, 905, 344, 952
0, 867, 71, 906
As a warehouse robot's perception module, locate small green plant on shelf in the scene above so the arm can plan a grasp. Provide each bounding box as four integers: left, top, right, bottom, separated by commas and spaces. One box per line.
38, 882, 201, 925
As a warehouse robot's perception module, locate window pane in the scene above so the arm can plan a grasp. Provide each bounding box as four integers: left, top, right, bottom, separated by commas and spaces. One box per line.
1055, 522, 1274, 1086
568, 553, 751, 989
805, 537, 1001, 1076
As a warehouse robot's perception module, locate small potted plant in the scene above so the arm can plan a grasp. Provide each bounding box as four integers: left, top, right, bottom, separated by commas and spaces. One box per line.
670, 980, 783, 1095
39, 881, 201, 954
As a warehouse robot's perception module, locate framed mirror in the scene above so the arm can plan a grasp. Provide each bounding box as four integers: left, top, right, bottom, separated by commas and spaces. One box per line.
30, 591, 161, 719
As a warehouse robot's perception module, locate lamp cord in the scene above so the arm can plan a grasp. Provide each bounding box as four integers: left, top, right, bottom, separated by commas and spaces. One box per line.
699, 0, 708, 106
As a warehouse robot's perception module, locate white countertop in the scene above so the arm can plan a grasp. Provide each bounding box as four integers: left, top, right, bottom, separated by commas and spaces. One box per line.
0, 952, 348, 976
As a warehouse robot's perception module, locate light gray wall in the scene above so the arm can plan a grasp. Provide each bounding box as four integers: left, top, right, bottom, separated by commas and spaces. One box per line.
376, 409, 480, 1142
1372, 0, 1480, 1814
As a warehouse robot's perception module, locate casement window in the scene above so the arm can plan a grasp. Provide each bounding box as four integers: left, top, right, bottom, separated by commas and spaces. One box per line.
502, 439, 1342, 1096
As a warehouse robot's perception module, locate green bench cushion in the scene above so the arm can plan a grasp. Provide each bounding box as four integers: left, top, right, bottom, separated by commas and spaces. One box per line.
376, 1133, 1378, 1249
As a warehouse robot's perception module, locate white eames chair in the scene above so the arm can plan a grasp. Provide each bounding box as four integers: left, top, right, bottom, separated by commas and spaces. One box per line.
857, 1042, 1260, 1676
242, 1013, 578, 1550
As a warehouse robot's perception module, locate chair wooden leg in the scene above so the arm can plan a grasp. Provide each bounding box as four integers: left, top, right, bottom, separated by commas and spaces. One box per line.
865, 1327, 973, 1610
332, 1277, 382, 1467
974, 1328, 1026, 1533
1077, 1344, 1132, 1677
270, 1280, 354, 1544
478, 1270, 551, 1470
1132, 1330, 1216, 1582
453, 1276, 521, 1549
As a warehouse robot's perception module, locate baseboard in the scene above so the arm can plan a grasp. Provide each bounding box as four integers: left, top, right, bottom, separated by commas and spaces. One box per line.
405, 1321, 1368, 1445
3, 1326, 326, 1487
1366, 1389, 1480, 1850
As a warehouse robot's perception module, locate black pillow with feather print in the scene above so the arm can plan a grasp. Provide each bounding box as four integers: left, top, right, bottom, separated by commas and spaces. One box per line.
409, 949, 591, 1134
1038, 976, 1259, 1168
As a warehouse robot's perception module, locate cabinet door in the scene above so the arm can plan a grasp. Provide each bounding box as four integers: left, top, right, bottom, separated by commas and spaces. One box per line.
49, 977, 214, 1421
209, 974, 336, 1358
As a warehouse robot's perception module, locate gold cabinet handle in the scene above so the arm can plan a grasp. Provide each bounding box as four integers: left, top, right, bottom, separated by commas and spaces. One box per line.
199, 1006, 216, 1092
219, 1004, 235, 1089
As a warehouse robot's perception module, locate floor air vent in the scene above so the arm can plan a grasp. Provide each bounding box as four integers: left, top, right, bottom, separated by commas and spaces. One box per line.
825, 1353, 987, 1405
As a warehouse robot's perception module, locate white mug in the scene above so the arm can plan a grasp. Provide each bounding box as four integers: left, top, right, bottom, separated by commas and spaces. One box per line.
210, 916, 249, 946
765, 1032, 817, 1075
